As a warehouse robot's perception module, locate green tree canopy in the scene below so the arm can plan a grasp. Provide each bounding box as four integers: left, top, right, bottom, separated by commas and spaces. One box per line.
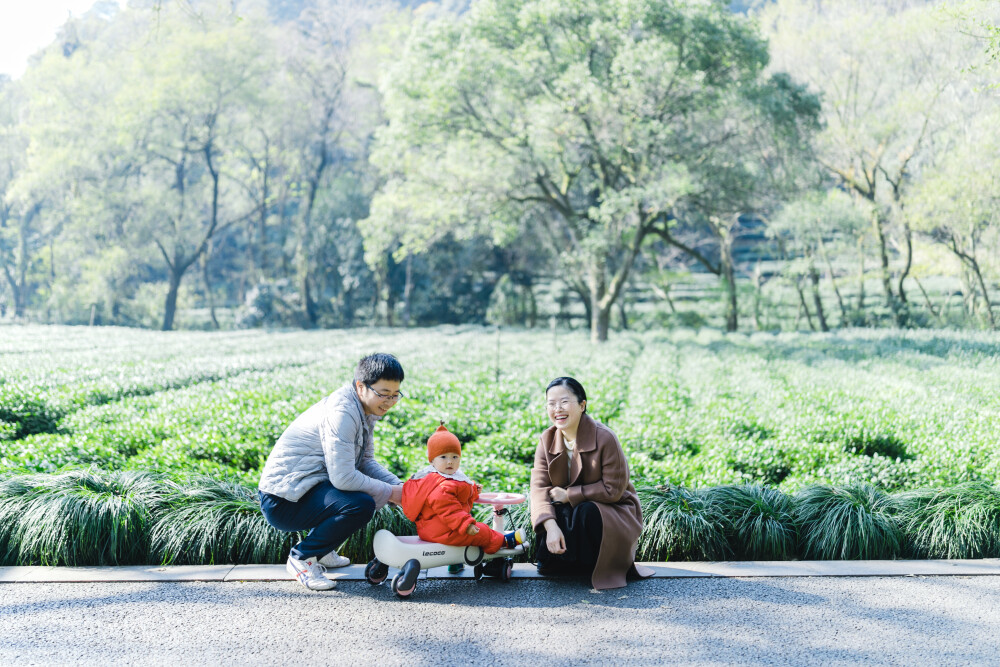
367, 0, 818, 340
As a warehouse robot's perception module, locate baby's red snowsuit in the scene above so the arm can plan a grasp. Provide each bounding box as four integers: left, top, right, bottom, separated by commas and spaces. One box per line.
401, 470, 506, 553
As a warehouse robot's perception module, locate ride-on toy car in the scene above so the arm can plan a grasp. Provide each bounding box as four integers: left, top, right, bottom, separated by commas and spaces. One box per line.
365, 492, 528, 599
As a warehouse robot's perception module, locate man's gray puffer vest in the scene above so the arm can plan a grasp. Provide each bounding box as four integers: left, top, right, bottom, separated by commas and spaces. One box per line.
258, 383, 401, 508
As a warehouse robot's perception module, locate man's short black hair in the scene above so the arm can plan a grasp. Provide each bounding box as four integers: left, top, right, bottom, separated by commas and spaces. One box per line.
355, 353, 405, 385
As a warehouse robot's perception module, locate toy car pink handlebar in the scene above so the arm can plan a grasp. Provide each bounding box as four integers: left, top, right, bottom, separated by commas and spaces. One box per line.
475, 492, 526, 505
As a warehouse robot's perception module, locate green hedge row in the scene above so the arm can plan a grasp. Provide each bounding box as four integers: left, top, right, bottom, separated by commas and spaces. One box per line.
2, 470, 1000, 567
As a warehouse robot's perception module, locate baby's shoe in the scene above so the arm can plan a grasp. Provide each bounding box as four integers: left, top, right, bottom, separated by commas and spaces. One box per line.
447, 563, 465, 574
503, 528, 528, 549
286, 555, 336, 591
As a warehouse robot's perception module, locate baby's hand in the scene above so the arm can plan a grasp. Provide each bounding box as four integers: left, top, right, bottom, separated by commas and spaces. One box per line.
466, 523, 479, 535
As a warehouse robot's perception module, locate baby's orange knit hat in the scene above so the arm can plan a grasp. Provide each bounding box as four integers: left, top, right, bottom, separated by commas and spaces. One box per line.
427, 422, 461, 461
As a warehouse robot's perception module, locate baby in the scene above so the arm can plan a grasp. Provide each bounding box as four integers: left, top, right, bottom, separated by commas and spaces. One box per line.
401, 423, 525, 553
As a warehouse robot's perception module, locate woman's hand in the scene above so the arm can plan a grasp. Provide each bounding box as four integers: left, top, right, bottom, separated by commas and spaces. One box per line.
548, 486, 569, 504
544, 519, 566, 554
466, 523, 480, 536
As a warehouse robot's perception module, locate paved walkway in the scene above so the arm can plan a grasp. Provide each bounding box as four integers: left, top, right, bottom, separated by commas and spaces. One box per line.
2, 558, 1000, 582
2, 571, 999, 665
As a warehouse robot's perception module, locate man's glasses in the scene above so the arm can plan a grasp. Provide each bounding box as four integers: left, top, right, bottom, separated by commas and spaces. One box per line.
366, 384, 404, 402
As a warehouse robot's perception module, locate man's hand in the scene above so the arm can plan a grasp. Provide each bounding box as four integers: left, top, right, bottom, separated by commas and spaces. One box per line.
548, 486, 569, 504
389, 484, 403, 506
466, 523, 480, 535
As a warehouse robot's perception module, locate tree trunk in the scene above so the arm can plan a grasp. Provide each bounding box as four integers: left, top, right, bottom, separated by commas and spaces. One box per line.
751, 264, 764, 331
296, 139, 330, 328
720, 240, 738, 332
303, 274, 318, 328
10, 207, 38, 318
897, 220, 913, 306
856, 237, 866, 320
386, 285, 396, 327
567, 283, 591, 332
526, 283, 538, 328
871, 207, 904, 324
202, 250, 220, 330
809, 262, 829, 332
162, 268, 183, 331
618, 298, 628, 331
795, 277, 815, 331
254, 137, 270, 281
968, 257, 996, 329
818, 237, 847, 325
590, 267, 609, 343
913, 275, 942, 325
11, 280, 26, 318
592, 304, 611, 343
402, 255, 413, 327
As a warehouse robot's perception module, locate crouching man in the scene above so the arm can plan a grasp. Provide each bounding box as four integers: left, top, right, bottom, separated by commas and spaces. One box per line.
258, 353, 405, 590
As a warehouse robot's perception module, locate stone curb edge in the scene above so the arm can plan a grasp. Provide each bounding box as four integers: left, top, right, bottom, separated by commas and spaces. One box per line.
3, 559, 1000, 583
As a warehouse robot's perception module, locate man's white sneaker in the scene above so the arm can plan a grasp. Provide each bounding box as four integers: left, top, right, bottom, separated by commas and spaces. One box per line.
286, 555, 336, 591
317, 551, 351, 568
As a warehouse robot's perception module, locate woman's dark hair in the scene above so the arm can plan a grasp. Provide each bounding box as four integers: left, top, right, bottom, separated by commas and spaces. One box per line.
355, 353, 405, 385
546, 376, 587, 412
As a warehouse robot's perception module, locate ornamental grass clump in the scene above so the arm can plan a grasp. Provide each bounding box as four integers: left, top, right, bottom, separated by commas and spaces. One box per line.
794, 484, 902, 560
151, 475, 294, 565
0, 469, 166, 566
0, 474, 35, 565
339, 504, 416, 564
637, 485, 729, 562
705, 484, 798, 560
895, 482, 1000, 559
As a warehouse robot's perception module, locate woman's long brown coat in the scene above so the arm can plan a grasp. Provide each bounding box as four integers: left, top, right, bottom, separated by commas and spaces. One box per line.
530, 414, 653, 590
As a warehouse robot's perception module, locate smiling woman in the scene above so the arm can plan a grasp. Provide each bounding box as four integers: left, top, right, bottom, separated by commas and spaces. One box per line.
530, 377, 655, 590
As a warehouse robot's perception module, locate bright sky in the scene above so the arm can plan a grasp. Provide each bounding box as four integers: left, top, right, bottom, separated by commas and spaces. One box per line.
0, 0, 123, 79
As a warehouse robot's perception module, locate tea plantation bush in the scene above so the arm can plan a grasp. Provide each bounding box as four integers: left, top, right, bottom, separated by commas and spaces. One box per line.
3, 324, 1000, 564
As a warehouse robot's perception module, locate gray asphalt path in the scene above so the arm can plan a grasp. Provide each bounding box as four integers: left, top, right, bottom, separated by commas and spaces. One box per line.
2, 576, 999, 666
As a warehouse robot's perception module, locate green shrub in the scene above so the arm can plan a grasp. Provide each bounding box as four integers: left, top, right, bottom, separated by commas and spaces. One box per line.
0, 433, 132, 473
0, 470, 166, 566
794, 484, 902, 560
705, 484, 798, 560
151, 475, 295, 565
0, 390, 62, 439
0, 420, 18, 441
843, 432, 911, 460
636, 485, 729, 561
0, 474, 33, 565
895, 482, 1000, 559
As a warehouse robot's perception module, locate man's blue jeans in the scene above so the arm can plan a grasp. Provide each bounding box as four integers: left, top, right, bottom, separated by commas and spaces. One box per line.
259, 481, 376, 560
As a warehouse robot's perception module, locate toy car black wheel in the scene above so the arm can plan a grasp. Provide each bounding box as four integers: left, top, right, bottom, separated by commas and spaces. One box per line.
473, 563, 484, 581
365, 558, 388, 585
481, 558, 504, 578
500, 558, 514, 583
392, 558, 421, 599
391, 573, 417, 598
